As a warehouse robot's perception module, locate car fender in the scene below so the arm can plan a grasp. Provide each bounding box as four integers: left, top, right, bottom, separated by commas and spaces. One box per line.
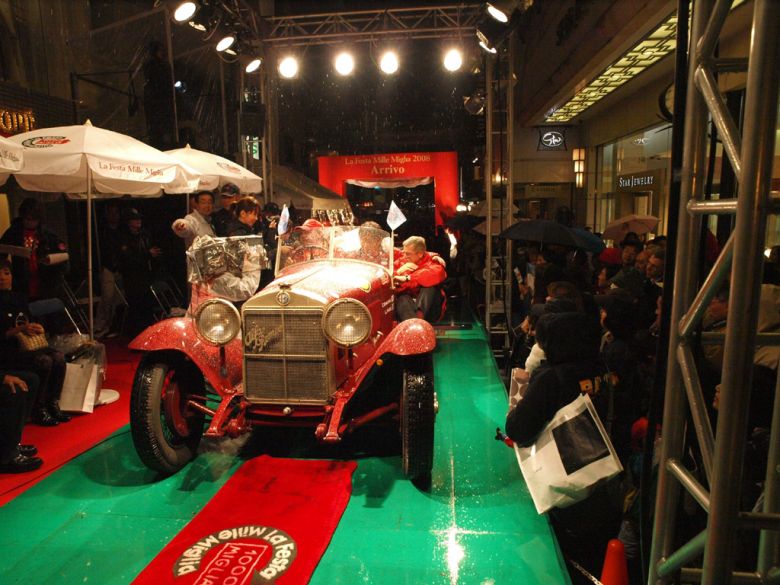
343, 318, 435, 396
376, 318, 436, 356
128, 318, 243, 394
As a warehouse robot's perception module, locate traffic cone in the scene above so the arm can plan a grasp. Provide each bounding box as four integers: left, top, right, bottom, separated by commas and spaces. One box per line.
600, 539, 629, 585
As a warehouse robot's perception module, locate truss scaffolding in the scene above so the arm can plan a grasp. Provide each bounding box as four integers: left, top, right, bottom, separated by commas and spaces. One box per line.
648, 0, 780, 584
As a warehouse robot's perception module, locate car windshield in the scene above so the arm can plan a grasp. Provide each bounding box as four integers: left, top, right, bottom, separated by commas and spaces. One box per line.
277, 225, 393, 274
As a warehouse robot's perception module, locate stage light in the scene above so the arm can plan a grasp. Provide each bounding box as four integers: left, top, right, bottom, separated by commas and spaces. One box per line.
443, 48, 463, 72
245, 57, 262, 73
216, 33, 236, 52
173, 1, 198, 22
486, 1, 519, 23
379, 51, 399, 75
278, 56, 299, 79
477, 30, 497, 53
334, 52, 355, 76
464, 91, 486, 115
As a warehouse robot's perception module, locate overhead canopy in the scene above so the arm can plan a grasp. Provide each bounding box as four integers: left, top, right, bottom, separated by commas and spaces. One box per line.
272, 164, 350, 210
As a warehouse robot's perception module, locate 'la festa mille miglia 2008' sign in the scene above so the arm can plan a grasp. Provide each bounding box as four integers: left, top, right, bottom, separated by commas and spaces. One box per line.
172, 525, 297, 584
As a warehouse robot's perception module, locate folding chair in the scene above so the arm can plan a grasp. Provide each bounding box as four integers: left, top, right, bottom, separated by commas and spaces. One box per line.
149, 278, 186, 321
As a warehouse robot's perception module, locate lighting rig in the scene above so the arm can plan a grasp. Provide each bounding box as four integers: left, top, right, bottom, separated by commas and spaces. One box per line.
161, 1, 489, 77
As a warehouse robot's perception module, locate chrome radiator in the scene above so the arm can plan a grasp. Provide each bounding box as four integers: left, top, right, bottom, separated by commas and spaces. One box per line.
242, 309, 331, 404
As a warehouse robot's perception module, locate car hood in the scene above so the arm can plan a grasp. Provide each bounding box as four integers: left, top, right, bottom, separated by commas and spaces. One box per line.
249, 261, 391, 307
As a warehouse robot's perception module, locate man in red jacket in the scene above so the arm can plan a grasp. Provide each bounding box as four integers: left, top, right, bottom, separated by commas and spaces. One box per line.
393, 236, 446, 322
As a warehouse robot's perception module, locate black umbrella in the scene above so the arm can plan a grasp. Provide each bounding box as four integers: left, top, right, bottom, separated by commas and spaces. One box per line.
499, 219, 579, 248
446, 214, 484, 231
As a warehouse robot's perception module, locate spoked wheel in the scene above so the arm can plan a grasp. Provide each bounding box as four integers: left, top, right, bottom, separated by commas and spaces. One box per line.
400, 353, 435, 486
130, 353, 206, 474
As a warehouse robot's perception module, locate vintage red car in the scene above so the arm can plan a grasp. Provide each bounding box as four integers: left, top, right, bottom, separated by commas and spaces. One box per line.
128, 225, 437, 483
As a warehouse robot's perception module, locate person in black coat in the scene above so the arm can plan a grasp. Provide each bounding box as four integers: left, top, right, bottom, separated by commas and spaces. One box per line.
0, 370, 42, 473
505, 311, 622, 584
117, 209, 163, 335
0, 197, 67, 301
0, 258, 69, 426
226, 196, 260, 237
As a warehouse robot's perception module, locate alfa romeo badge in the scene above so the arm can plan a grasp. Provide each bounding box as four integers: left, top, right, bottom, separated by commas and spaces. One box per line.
276, 291, 290, 306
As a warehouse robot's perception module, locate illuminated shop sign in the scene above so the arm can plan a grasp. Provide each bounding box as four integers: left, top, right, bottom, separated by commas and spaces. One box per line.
617, 169, 663, 193
0, 107, 36, 136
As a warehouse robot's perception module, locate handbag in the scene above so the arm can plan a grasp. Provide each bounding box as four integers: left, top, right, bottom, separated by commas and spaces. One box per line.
511, 388, 623, 514
14, 313, 49, 352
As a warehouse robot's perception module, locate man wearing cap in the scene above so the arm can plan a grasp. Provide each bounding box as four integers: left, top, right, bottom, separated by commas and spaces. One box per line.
212, 183, 240, 237
393, 236, 447, 322
284, 219, 328, 265
172, 191, 215, 249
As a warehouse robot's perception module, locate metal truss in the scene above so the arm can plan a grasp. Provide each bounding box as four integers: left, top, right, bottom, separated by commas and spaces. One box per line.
648, 0, 780, 584
259, 4, 483, 47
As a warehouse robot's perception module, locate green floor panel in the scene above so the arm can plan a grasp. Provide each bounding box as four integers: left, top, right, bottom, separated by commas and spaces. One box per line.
312, 326, 570, 584
0, 315, 569, 585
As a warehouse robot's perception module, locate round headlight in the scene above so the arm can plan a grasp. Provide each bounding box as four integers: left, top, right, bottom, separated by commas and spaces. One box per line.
194, 299, 240, 345
322, 299, 372, 347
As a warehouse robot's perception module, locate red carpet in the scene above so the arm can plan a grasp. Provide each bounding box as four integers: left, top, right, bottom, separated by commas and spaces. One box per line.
132, 456, 356, 585
0, 339, 139, 506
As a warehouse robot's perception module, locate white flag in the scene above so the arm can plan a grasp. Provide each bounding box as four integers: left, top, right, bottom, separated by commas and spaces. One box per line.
386, 200, 407, 231
278, 204, 290, 235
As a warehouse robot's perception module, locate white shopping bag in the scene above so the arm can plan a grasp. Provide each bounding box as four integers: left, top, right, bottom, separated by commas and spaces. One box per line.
59, 357, 101, 413
513, 393, 623, 514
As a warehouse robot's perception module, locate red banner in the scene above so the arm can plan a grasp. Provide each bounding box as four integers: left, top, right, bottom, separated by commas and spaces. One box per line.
317, 151, 459, 224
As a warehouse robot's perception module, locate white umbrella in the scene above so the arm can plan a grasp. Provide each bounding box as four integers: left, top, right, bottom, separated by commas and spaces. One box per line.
10, 120, 201, 337
602, 214, 659, 241
0, 135, 24, 185
165, 144, 263, 194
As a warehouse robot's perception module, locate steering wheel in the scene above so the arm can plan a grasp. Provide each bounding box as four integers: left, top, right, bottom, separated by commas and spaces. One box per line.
289, 245, 328, 263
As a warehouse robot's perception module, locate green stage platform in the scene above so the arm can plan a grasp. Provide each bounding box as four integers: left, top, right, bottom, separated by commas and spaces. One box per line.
0, 318, 570, 584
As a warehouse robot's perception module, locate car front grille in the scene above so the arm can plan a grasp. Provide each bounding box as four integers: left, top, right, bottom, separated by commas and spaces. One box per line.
243, 309, 330, 404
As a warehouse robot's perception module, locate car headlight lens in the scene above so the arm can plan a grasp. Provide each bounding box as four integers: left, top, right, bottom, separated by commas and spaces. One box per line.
194, 299, 240, 345
322, 299, 372, 347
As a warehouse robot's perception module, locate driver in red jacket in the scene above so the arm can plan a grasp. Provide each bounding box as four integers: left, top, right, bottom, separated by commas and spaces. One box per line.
393, 235, 446, 322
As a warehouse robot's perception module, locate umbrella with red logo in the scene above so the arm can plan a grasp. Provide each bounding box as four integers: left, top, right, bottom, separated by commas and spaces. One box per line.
9, 120, 200, 336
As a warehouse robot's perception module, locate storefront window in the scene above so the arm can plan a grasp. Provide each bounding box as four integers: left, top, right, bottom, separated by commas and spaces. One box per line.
594, 123, 672, 235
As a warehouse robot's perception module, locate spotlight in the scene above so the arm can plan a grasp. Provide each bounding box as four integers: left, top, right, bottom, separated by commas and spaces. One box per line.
334, 52, 355, 76
464, 91, 486, 115
174, 80, 187, 93
173, 1, 198, 23
443, 48, 463, 72
245, 57, 262, 73
486, 1, 519, 23
216, 33, 236, 52
379, 51, 399, 75
477, 30, 497, 54
278, 56, 299, 79
476, 15, 510, 53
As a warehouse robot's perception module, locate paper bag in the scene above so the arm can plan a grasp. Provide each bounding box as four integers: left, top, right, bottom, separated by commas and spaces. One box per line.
513, 393, 623, 514
59, 357, 101, 413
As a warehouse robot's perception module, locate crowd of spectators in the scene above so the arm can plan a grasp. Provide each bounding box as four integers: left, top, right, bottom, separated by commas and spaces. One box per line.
497, 218, 776, 583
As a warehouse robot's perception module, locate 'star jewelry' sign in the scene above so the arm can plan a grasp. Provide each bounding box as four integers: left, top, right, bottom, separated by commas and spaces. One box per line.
616, 169, 663, 193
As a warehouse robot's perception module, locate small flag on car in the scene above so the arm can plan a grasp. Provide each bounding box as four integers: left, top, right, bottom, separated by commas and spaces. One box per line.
278, 204, 290, 235
386, 200, 407, 231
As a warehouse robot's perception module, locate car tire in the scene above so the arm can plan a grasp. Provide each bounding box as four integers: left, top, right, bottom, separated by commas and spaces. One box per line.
400, 353, 435, 485
130, 354, 205, 475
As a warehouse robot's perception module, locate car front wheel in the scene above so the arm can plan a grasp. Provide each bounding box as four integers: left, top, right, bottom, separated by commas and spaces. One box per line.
400, 354, 435, 485
130, 353, 206, 475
